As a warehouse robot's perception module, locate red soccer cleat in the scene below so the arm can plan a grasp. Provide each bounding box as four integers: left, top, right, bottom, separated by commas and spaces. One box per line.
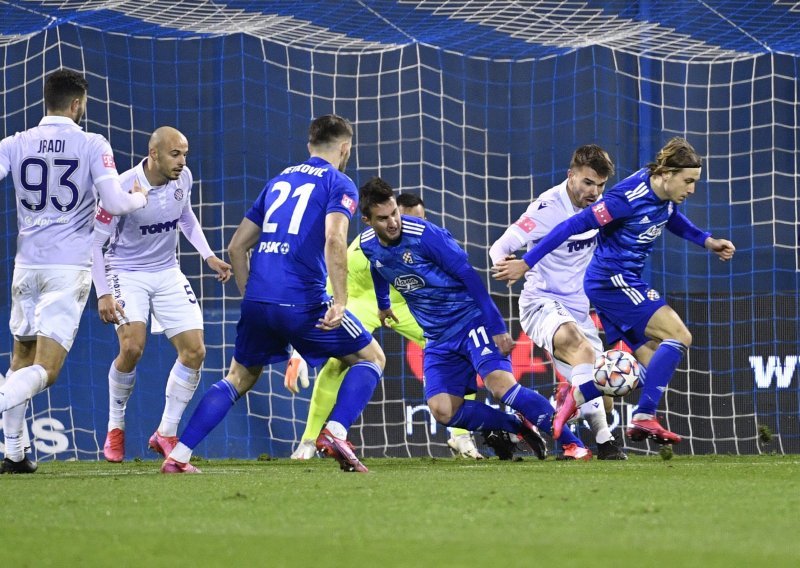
558, 443, 593, 461
103, 428, 125, 463
552, 386, 579, 439
515, 413, 547, 460
149, 431, 179, 458
315, 428, 368, 473
626, 416, 682, 444
160, 457, 201, 474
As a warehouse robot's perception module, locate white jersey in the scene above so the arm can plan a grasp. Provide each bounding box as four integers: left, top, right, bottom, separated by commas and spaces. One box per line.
96, 159, 193, 272
0, 116, 122, 269
492, 180, 598, 317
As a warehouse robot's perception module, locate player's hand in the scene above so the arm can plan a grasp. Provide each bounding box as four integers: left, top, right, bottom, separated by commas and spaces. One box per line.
379, 308, 399, 328
317, 302, 345, 330
492, 258, 529, 286
492, 332, 514, 356
207, 256, 233, 283
705, 237, 735, 261
284, 351, 310, 394
130, 177, 149, 202
98, 294, 124, 324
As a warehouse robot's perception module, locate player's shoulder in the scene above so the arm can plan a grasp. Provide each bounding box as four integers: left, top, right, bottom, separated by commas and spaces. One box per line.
609, 168, 651, 204
359, 227, 378, 252
401, 215, 427, 237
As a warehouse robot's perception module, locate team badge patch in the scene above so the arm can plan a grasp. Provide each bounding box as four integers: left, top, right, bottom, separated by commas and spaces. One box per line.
591, 202, 613, 226
101, 154, 116, 168
402, 250, 414, 264
514, 216, 536, 232
646, 288, 661, 301
341, 195, 357, 215
174, 188, 184, 201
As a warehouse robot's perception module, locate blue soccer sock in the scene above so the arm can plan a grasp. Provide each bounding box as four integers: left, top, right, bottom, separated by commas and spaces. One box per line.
577, 380, 604, 404
327, 361, 382, 431
179, 379, 239, 449
635, 339, 687, 417
446, 399, 521, 432
500, 383, 554, 434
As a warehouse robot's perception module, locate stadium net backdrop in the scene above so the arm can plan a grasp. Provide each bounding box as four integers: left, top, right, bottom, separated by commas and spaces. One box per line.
0, 0, 798, 460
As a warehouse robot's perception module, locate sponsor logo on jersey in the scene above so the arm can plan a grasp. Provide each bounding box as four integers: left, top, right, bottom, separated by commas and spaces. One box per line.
393, 274, 425, 292
174, 188, 184, 201
96, 206, 113, 225
102, 153, 116, 168
402, 250, 414, 264
257, 241, 288, 254
591, 202, 613, 226
139, 218, 179, 235
646, 288, 660, 301
566, 235, 596, 253
637, 221, 667, 243
341, 195, 357, 215
515, 215, 536, 232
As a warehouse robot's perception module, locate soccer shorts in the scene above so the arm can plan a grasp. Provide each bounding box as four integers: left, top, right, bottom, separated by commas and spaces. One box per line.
233, 299, 373, 368
10, 266, 91, 351
519, 297, 602, 379
423, 315, 512, 400
106, 267, 203, 339
585, 272, 666, 351
347, 296, 425, 347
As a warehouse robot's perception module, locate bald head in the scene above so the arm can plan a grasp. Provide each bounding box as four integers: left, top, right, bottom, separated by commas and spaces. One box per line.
145, 126, 189, 185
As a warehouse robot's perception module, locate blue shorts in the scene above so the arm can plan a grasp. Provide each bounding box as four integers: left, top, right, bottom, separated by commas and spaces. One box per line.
233, 299, 373, 368
585, 272, 666, 351
423, 316, 512, 400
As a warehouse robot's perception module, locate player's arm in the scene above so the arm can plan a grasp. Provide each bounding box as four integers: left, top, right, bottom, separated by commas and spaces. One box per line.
370, 262, 398, 327
318, 211, 349, 331
178, 205, 232, 282
666, 209, 735, 261
91, 207, 123, 324
227, 217, 261, 296
489, 207, 543, 285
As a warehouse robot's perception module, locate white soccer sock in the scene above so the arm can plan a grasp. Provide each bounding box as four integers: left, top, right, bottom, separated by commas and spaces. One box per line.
580, 400, 614, 444
2, 370, 30, 462
108, 363, 136, 431
325, 420, 347, 439
159, 360, 201, 437
0, 365, 47, 414
169, 442, 192, 463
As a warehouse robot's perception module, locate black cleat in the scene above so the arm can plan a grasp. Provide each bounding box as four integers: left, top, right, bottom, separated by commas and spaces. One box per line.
0, 456, 38, 474
515, 413, 548, 460
482, 430, 518, 461
597, 440, 628, 461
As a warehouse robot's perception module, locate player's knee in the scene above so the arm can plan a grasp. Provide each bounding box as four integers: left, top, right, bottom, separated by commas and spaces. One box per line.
180, 343, 206, 368
427, 400, 453, 424
363, 341, 386, 370
119, 341, 145, 365
673, 328, 692, 348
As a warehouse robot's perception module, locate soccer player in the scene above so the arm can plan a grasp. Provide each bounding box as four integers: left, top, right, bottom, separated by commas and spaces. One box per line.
360, 178, 592, 460
91, 126, 232, 463
288, 192, 484, 461
489, 145, 627, 460
161, 114, 385, 474
0, 69, 148, 474
494, 138, 735, 444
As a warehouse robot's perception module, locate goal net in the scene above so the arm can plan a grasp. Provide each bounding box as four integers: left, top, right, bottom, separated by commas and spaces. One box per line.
0, 1, 798, 460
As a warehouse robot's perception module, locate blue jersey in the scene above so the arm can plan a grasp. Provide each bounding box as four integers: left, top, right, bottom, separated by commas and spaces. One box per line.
360, 216, 504, 343
244, 156, 358, 304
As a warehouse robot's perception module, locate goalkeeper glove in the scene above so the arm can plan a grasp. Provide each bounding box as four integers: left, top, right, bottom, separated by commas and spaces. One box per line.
284, 350, 309, 394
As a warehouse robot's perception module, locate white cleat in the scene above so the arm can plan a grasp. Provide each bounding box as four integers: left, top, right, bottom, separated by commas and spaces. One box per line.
290, 439, 318, 460
447, 433, 485, 460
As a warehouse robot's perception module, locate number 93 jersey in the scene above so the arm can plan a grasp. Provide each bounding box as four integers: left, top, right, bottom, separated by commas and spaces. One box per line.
0, 116, 121, 269
243, 156, 358, 304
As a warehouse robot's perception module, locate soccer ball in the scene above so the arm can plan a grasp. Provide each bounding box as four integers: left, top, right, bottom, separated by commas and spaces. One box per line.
593, 349, 640, 396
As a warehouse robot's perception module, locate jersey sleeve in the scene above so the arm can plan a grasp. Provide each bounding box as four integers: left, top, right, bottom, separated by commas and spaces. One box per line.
0, 135, 12, 179
87, 134, 121, 186
418, 224, 471, 275
93, 202, 119, 236
326, 175, 359, 219
244, 184, 269, 227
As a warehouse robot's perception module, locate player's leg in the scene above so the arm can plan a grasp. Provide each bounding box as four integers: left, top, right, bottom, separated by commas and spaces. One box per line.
1, 340, 37, 474
150, 270, 206, 457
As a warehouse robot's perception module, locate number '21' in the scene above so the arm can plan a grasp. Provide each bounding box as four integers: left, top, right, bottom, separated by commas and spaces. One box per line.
19, 157, 80, 213
262, 181, 314, 234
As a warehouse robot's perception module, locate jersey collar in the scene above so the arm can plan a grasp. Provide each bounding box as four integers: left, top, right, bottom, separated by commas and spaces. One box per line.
39, 116, 82, 129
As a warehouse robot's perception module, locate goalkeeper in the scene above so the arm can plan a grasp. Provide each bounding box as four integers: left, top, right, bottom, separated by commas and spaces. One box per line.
287, 192, 485, 460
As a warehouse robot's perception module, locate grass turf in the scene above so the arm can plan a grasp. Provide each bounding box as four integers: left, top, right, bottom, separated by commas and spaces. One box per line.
0, 454, 797, 567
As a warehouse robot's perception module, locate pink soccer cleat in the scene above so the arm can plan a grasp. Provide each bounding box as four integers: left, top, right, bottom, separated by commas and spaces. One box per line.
627, 417, 682, 444
148, 431, 179, 458
160, 457, 201, 474
315, 428, 368, 473
552, 386, 579, 439
103, 428, 125, 463
559, 443, 593, 461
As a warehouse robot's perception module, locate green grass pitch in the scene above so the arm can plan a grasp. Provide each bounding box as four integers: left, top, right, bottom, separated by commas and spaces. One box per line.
1, 454, 797, 567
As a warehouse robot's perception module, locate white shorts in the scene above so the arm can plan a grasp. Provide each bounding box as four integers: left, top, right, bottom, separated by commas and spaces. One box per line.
10, 267, 92, 352
519, 298, 602, 380
107, 267, 203, 339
